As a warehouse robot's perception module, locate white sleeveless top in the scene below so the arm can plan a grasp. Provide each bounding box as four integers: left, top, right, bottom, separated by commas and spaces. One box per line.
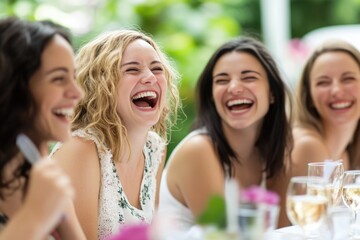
158, 130, 205, 231
158, 129, 266, 232
51, 128, 165, 240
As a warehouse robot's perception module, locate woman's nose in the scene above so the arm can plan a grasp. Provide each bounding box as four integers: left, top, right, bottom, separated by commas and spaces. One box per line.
141, 68, 157, 85
228, 79, 244, 94
66, 80, 84, 100
331, 81, 344, 96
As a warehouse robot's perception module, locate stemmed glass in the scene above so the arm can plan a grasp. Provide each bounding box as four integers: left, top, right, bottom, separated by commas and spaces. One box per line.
342, 170, 360, 239
286, 176, 329, 239
308, 161, 344, 207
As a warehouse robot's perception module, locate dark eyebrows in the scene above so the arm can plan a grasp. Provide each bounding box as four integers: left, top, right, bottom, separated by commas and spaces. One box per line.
213, 70, 262, 78
213, 72, 228, 79
45, 67, 69, 75
242, 70, 262, 76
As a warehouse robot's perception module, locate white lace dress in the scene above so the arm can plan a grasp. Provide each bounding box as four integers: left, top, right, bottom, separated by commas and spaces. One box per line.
51, 128, 165, 240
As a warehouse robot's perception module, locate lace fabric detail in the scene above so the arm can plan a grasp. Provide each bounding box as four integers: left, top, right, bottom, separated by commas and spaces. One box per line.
51, 129, 165, 240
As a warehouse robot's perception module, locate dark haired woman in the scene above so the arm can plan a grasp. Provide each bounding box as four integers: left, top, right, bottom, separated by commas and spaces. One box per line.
159, 36, 293, 230
0, 17, 85, 239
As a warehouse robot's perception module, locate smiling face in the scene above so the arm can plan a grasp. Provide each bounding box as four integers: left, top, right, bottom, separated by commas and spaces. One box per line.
310, 51, 360, 126
117, 39, 167, 130
29, 35, 83, 146
212, 51, 272, 132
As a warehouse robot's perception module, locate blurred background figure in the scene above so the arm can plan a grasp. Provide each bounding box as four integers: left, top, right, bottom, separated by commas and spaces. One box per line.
291, 39, 360, 178
0, 17, 85, 239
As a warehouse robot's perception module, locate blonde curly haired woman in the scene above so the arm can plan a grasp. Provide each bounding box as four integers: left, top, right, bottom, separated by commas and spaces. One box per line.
51, 29, 180, 240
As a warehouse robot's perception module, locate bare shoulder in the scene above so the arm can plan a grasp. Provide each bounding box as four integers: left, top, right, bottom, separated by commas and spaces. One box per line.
167, 134, 220, 172
166, 133, 224, 192
52, 136, 100, 240
292, 127, 329, 161
291, 127, 329, 176
52, 136, 99, 176
166, 133, 225, 214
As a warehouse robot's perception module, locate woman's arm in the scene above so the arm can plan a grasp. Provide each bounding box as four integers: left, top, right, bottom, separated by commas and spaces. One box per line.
268, 169, 291, 228
166, 135, 225, 216
291, 131, 330, 177
56, 201, 86, 240
155, 148, 166, 207
52, 136, 100, 240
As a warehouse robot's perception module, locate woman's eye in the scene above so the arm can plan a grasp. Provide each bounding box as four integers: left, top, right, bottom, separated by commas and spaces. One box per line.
214, 79, 229, 84
343, 77, 356, 82
243, 76, 257, 81
316, 81, 329, 86
53, 76, 65, 82
152, 67, 163, 73
126, 68, 139, 72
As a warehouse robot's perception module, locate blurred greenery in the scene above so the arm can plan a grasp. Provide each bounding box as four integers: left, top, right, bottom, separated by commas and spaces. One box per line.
196, 194, 226, 229
1, 0, 360, 160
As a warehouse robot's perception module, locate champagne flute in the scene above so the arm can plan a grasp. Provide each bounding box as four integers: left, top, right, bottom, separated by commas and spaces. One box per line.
342, 170, 360, 239
286, 176, 328, 239
308, 161, 344, 206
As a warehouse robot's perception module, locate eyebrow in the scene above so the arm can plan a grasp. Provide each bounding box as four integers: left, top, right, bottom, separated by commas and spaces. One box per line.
314, 71, 356, 80
213, 70, 262, 78
213, 72, 228, 78
45, 67, 69, 75
342, 71, 356, 76
242, 70, 262, 75
121, 60, 162, 67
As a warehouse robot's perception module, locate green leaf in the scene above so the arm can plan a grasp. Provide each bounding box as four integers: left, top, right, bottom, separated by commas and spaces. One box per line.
196, 195, 227, 229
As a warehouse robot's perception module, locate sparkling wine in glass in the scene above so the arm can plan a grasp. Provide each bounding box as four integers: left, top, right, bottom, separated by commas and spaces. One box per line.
286, 176, 328, 239
342, 170, 360, 239
308, 161, 344, 207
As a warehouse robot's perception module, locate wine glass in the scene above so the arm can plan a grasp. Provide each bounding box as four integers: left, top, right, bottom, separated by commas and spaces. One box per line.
286, 176, 329, 239
342, 170, 360, 239
308, 161, 344, 207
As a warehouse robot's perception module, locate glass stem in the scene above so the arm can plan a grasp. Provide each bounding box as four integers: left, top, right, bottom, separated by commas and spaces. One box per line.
355, 211, 360, 226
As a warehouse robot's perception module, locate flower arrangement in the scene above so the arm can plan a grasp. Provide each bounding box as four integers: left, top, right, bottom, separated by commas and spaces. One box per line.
107, 223, 150, 240
240, 185, 280, 206
238, 185, 280, 239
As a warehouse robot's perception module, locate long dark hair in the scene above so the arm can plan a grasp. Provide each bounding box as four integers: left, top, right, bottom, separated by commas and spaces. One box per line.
192, 36, 293, 178
0, 17, 71, 199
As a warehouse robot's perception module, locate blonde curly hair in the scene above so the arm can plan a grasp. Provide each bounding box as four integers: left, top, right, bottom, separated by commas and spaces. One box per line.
73, 29, 180, 162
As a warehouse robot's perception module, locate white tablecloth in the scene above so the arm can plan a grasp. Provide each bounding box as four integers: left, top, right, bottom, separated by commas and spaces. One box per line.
266, 226, 304, 240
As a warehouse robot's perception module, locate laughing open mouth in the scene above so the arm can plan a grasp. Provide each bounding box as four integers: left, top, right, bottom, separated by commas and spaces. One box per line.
53, 108, 74, 119
132, 91, 158, 108
329, 101, 353, 110
227, 99, 254, 111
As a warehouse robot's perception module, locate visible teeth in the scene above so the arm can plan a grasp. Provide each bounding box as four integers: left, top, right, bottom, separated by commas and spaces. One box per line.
227, 99, 252, 107
132, 91, 156, 100
53, 108, 74, 117
331, 102, 351, 109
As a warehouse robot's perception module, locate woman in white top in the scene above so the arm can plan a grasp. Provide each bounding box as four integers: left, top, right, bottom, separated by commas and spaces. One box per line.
51, 30, 180, 240
291, 39, 360, 176
159, 37, 293, 230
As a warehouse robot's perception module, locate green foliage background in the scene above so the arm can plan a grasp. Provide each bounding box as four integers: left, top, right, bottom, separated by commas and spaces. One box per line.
2, 0, 360, 159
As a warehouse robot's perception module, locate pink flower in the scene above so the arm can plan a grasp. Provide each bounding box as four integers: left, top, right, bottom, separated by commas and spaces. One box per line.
240, 186, 279, 205
108, 224, 150, 240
